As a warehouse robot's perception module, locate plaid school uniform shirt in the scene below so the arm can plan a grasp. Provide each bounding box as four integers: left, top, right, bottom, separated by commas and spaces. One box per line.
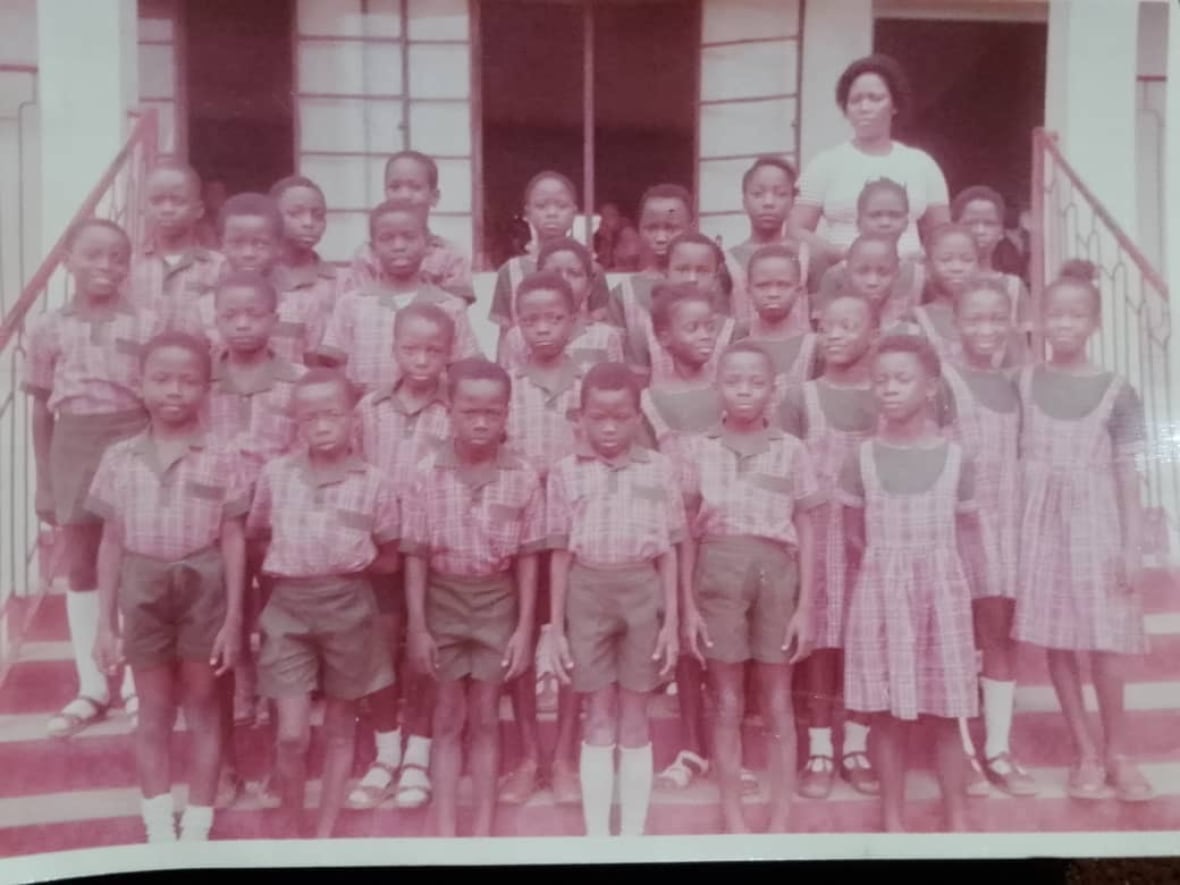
205, 354, 306, 485
499, 317, 624, 375
354, 379, 451, 491
546, 443, 687, 566
347, 236, 475, 303
505, 359, 582, 479
318, 284, 481, 393
680, 425, 823, 547
248, 452, 401, 578
22, 299, 163, 415
87, 431, 251, 560
130, 243, 226, 320
401, 443, 547, 577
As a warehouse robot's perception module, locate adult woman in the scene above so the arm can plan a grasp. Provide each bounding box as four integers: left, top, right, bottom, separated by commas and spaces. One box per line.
791, 54, 950, 261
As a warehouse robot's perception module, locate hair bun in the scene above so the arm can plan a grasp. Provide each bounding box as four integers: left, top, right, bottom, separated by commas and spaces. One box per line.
1059, 259, 1098, 284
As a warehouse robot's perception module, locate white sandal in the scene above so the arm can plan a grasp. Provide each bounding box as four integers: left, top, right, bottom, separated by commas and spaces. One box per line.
347, 761, 398, 810
394, 763, 432, 809
47, 696, 108, 738
655, 749, 708, 790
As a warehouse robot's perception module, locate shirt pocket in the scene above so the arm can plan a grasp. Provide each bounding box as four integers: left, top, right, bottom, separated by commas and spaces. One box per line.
336, 508, 375, 534
745, 473, 793, 496
629, 482, 667, 539
486, 501, 524, 552
185, 480, 225, 510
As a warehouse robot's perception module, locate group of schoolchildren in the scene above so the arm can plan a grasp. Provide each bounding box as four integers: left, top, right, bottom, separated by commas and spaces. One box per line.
24, 145, 1154, 844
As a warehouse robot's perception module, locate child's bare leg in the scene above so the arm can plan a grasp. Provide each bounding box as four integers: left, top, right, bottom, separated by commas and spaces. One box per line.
134, 665, 177, 798
705, 661, 747, 833
469, 680, 503, 836
273, 695, 313, 836
974, 599, 1035, 795
431, 678, 466, 837
395, 668, 436, 809
316, 696, 358, 838
869, 714, 905, 832
501, 667, 540, 803
757, 662, 797, 832
551, 685, 582, 799
349, 613, 402, 808
580, 686, 617, 836
931, 716, 968, 831
1092, 651, 1152, 800
618, 687, 654, 836
1046, 649, 1100, 760
178, 660, 223, 840
676, 654, 708, 757
798, 649, 839, 797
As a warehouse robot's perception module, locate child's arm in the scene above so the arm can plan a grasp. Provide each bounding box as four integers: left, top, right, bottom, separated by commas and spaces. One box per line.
31, 396, 55, 523
212, 515, 247, 675
505, 553, 538, 680
548, 549, 574, 683
404, 554, 437, 675
678, 537, 709, 663
1112, 382, 1147, 591
93, 521, 125, 676
654, 549, 679, 679
785, 510, 816, 663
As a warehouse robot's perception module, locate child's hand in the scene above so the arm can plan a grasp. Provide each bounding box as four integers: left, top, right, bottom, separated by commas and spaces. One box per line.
210, 618, 242, 676
547, 628, 575, 686
408, 628, 439, 676
682, 607, 712, 665
93, 625, 124, 677
783, 610, 813, 665
653, 622, 679, 679
502, 627, 532, 681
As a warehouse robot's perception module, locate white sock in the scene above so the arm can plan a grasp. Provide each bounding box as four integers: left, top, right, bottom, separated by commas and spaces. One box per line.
579, 743, 615, 836
958, 717, 976, 757
179, 804, 213, 842
375, 729, 403, 769
403, 734, 431, 771
808, 727, 834, 758
843, 721, 869, 756
618, 744, 654, 836
981, 677, 1016, 760
140, 794, 176, 843
66, 591, 109, 703
121, 666, 136, 703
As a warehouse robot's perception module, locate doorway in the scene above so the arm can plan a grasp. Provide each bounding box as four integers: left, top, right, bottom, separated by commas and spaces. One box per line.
183, 0, 295, 199
479, 0, 699, 268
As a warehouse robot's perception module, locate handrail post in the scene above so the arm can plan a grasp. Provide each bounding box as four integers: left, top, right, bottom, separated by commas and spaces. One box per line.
1030, 128, 1046, 360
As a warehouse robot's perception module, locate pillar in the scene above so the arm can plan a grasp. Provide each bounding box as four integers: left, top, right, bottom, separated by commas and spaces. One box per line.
798, 0, 872, 169
1161, 0, 1180, 562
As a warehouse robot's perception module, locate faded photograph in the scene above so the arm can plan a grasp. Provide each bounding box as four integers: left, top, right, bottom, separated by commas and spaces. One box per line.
0, 0, 1176, 871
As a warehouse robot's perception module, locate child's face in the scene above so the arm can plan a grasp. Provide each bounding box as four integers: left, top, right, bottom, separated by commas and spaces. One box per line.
748, 255, 802, 324
717, 351, 775, 425
539, 249, 591, 307
667, 242, 719, 292
277, 185, 327, 252
928, 232, 978, 298
384, 158, 439, 209
526, 178, 577, 242
743, 164, 793, 235
215, 284, 277, 356
517, 288, 576, 362
450, 378, 509, 452
955, 287, 1012, 363
819, 296, 876, 369
872, 351, 934, 424
293, 381, 354, 457
959, 199, 1004, 259
371, 210, 429, 279
1043, 282, 1098, 358
145, 169, 203, 239
394, 315, 450, 388
141, 345, 208, 428
638, 197, 691, 267
857, 190, 909, 240
67, 225, 130, 300
222, 214, 280, 275
657, 299, 718, 370
581, 386, 640, 459
847, 240, 900, 307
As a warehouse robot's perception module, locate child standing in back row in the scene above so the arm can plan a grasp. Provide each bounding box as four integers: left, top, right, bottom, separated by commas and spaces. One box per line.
1013, 262, 1153, 803
951, 186, 1033, 339
269, 175, 340, 342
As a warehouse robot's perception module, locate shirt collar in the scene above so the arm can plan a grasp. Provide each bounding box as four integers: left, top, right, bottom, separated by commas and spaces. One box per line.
515, 356, 580, 399
273, 257, 337, 291
141, 241, 215, 267
211, 353, 301, 395
573, 440, 652, 469
434, 440, 521, 489
371, 377, 449, 414
294, 451, 368, 488
62, 296, 138, 318
130, 427, 208, 474
704, 421, 783, 457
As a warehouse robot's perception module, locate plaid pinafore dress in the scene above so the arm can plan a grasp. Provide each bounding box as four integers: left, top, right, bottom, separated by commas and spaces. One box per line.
942, 365, 1019, 600
1013, 368, 1147, 653
802, 381, 874, 649
842, 441, 979, 720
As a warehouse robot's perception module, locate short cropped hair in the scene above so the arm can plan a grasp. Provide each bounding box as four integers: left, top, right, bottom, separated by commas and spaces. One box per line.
718, 340, 775, 376
516, 270, 577, 313
368, 199, 429, 238
954, 274, 1013, 315
847, 233, 900, 262
874, 334, 940, 379
740, 155, 798, 193
269, 175, 325, 203
218, 193, 283, 238
580, 361, 641, 410
650, 280, 713, 333
524, 170, 578, 205
747, 242, 802, 279
384, 150, 439, 190
393, 301, 456, 344
146, 159, 202, 196
926, 222, 978, 255
446, 357, 511, 403
638, 183, 694, 219
537, 237, 593, 277
836, 54, 913, 121
951, 185, 1006, 223
215, 270, 279, 311
293, 367, 358, 408
857, 178, 910, 215
140, 330, 213, 381
63, 218, 131, 254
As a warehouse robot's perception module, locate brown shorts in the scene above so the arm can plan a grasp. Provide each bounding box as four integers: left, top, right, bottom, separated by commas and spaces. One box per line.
258, 574, 394, 700
119, 546, 226, 669
694, 535, 798, 665
53, 409, 147, 526
566, 561, 664, 694
427, 571, 518, 683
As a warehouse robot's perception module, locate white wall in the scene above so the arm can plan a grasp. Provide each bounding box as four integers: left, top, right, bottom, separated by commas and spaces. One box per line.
799, 0, 872, 170
0, 0, 40, 306
1136, 1, 1168, 273
138, 0, 181, 156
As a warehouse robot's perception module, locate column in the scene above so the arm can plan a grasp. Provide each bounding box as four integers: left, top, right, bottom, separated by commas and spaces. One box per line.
37, 0, 138, 251
1162, 0, 1180, 563
798, 0, 872, 169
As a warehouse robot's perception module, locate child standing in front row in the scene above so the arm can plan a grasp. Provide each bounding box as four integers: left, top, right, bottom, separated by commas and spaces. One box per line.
780, 292, 880, 800
25, 219, 158, 738
734, 245, 819, 391
404, 358, 546, 837
546, 362, 683, 836
1013, 262, 1153, 803
840, 335, 990, 832
248, 369, 401, 838
680, 341, 821, 833
91, 331, 248, 842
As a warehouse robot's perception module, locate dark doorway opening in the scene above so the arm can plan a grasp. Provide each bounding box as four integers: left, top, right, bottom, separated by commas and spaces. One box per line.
874, 17, 1047, 224
183, 0, 295, 199
479, 0, 699, 268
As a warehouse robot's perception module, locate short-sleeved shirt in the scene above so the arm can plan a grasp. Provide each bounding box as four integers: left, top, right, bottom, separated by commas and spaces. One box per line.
22, 299, 163, 414
401, 443, 547, 577
348, 235, 475, 303
205, 354, 306, 483
87, 431, 250, 560
506, 359, 582, 478
796, 140, 950, 258
681, 424, 824, 547
838, 439, 976, 501
317, 284, 481, 392
131, 244, 226, 319
546, 443, 687, 565
488, 254, 612, 327
1028, 366, 1145, 460
354, 379, 451, 490
248, 452, 401, 578
499, 318, 624, 375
